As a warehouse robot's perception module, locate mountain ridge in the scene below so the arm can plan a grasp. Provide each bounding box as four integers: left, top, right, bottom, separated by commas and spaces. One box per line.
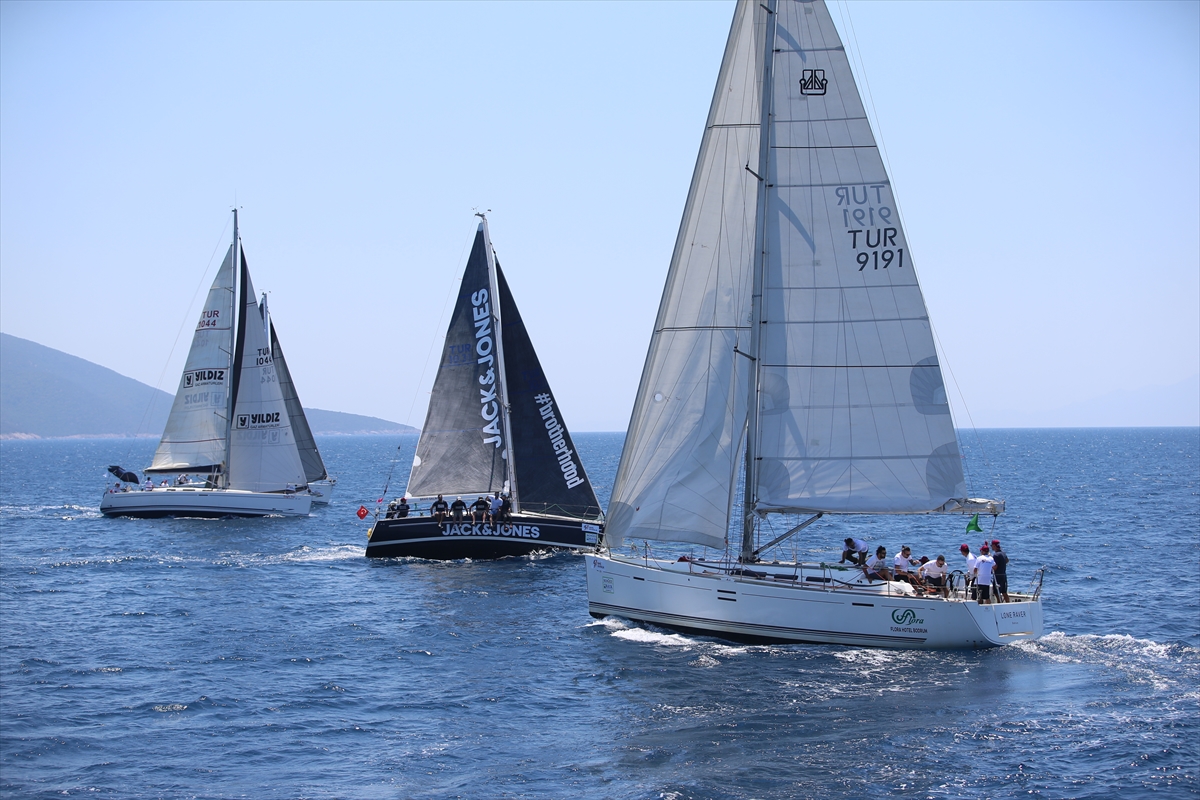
0, 333, 416, 438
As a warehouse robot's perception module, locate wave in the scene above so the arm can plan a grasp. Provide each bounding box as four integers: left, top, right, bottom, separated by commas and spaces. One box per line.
588, 616, 755, 658
0, 502, 102, 521
1015, 631, 1199, 691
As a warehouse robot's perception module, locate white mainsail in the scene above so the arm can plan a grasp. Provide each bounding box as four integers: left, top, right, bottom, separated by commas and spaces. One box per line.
604, 0, 765, 550
148, 246, 236, 474
753, 0, 963, 514
226, 259, 307, 492
607, 0, 970, 550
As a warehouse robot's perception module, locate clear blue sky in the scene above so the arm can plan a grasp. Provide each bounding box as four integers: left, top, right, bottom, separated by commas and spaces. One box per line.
2, 1, 1197, 431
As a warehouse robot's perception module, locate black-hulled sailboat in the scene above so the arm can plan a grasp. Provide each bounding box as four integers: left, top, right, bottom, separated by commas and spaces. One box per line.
366, 216, 602, 558
101, 210, 331, 518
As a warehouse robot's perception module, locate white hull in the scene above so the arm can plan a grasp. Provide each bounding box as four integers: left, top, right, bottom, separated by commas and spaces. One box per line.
586, 553, 1043, 650
307, 479, 335, 505
100, 487, 311, 518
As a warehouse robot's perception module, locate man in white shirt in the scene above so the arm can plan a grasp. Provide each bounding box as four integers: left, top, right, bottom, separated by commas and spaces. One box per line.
920, 554, 950, 598
840, 537, 868, 566
960, 544, 977, 599
973, 544, 997, 605
143, 477, 154, 491
892, 546, 924, 589
863, 546, 892, 582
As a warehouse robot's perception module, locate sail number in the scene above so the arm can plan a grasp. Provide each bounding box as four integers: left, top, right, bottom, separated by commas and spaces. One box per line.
848, 228, 904, 271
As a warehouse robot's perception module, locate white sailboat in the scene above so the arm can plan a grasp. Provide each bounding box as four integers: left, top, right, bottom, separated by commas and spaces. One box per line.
586, 0, 1043, 649
101, 210, 328, 518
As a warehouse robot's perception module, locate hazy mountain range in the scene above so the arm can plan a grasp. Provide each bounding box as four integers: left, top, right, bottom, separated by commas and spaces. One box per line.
0, 333, 416, 439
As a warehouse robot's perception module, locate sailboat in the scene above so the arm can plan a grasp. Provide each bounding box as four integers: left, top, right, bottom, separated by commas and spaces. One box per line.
585, 0, 1044, 649
101, 210, 330, 518
366, 215, 603, 558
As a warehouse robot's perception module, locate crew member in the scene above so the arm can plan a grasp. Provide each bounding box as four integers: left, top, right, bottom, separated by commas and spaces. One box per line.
990, 539, 1010, 602
864, 546, 892, 582
431, 494, 449, 527
841, 537, 868, 566
450, 496, 467, 521
471, 496, 490, 523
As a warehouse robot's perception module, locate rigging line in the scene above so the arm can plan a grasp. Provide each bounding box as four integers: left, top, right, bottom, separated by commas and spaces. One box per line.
125, 214, 233, 467
402, 227, 476, 429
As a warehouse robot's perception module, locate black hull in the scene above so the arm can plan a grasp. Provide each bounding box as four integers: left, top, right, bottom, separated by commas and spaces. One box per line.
365, 514, 602, 560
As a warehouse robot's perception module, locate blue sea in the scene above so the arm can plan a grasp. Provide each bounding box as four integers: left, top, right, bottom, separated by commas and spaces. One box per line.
1, 428, 1197, 799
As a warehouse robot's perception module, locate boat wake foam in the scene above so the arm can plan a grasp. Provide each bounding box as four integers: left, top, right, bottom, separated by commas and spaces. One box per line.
1016, 631, 1199, 693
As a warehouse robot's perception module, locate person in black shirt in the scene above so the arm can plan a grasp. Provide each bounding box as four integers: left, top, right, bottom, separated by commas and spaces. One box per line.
450, 496, 467, 521
396, 497, 409, 518
991, 539, 1010, 602
471, 496, 489, 523
431, 494, 449, 527
499, 494, 512, 522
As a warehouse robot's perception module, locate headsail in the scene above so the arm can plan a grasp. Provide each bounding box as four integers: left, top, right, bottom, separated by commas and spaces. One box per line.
270, 319, 327, 483
604, 0, 766, 549
148, 245, 236, 475
751, 0, 964, 514
226, 249, 308, 492
407, 226, 509, 499
496, 264, 601, 519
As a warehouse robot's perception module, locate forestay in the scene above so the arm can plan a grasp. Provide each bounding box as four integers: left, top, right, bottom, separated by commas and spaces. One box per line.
605, 0, 765, 549
752, 0, 964, 514
148, 246, 236, 475
226, 251, 308, 492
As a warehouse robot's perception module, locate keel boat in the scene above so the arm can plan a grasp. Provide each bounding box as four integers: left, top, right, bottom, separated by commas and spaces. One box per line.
102, 210, 331, 518
366, 216, 603, 558
585, 0, 1043, 649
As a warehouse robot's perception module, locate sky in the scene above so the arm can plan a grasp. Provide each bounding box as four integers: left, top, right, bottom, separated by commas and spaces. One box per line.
2, 0, 1197, 432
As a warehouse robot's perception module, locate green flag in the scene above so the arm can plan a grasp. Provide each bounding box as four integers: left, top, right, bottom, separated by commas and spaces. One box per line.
966, 513, 983, 534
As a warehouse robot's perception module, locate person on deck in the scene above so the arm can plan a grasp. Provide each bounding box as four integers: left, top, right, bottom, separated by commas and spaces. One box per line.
431, 494, 449, 527
471, 496, 490, 523
973, 544, 997, 605
450, 496, 467, 521
143, 478, 154, 491
396, 497, 409, 518
110, 482, 122, 494
991, 539, 1010, 602
892, 546, 925, 589
841, 537, 868, 566
864, 546, 892, 582
919, 554, 950, 598
499, 494, 512, 522
960, 544, 978, 599
488, 491, 502, 523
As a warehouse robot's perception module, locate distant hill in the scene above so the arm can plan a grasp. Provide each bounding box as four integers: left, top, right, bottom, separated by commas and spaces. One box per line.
0, 333, 416, 438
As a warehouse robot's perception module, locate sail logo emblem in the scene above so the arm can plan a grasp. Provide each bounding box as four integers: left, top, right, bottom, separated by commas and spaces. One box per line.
184, 369, 225, 388
236, 412, 281, 429
799, 69, 828, 96
891, 609, 924, 625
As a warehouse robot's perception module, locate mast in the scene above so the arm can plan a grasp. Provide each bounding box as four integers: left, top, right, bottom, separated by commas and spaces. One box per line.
478, 213, 519, 510
740, 0, 777, 562
223, 208, 240, 489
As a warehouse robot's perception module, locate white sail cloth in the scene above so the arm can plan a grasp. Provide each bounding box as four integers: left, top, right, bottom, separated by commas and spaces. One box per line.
753, 0, 964, 513
608, 0, 969, 550
605, 0, 765, 550
149, 246, 235, 474
227, 266, 307, 492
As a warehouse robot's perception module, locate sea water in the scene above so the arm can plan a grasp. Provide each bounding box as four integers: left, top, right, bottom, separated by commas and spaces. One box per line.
0, 428, 1196, 799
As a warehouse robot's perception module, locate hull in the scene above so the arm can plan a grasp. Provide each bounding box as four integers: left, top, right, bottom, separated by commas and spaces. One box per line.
586, 553, 1043, 650
100, 488, 312, 518
366, 514, 602, 559
307, 479, 335, 505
